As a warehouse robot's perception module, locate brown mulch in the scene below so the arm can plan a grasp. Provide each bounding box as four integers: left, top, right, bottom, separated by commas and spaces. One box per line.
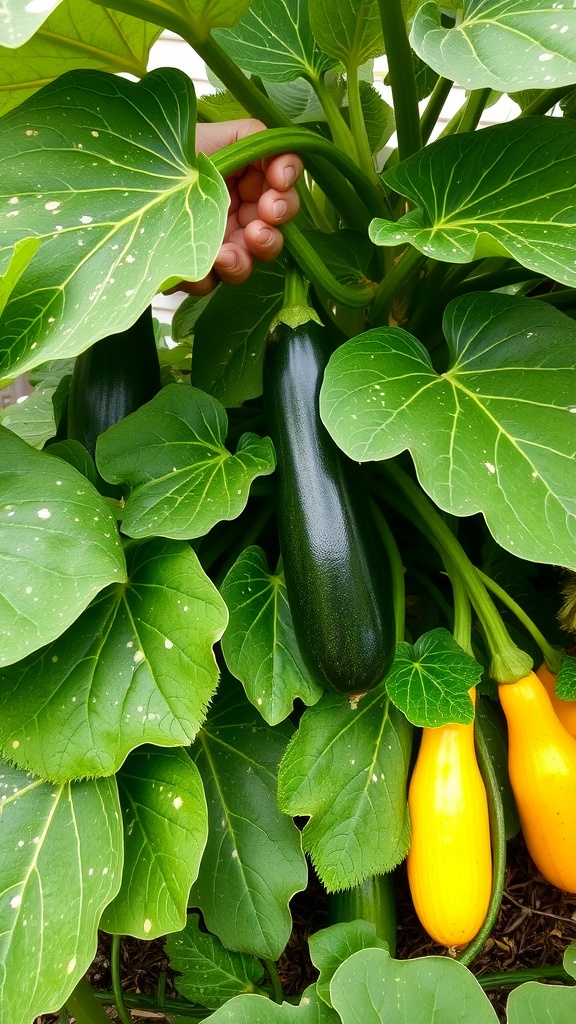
38, 834, 576, 1024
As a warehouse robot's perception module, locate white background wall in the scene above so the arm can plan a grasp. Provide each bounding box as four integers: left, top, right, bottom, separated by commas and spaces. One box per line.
0, 32, 522, 408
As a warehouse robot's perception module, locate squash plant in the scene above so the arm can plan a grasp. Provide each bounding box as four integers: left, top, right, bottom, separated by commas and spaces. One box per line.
1, 1, 576, 1022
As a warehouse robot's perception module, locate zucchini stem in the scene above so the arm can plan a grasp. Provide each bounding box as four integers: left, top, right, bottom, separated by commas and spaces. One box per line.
377, 0, 422, 161
110, 934, 132, 1024
476, 569, 564, 675
264, 959, 284, 1005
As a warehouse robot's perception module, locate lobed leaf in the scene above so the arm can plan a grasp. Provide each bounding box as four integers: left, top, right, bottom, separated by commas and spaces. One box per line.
97, 384, 275, 539
320, 293, 576, 570
0, 538, 227, 781
385, 628, 480, 728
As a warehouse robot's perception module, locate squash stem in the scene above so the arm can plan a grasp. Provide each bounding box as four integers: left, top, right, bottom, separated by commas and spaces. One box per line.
264, 959, 284, 1004
457, 700, 507, 967
479, 964, 573, 989
375, 464, 533, 683
110, 934, 132, 1024
446, 559, 472, 655
377, 0, 422, 161
476, 569, 564, 675
420, 78, 454, 144
371, 501, 406, 643
369, 246, 425, 326
457, 88, 493, 135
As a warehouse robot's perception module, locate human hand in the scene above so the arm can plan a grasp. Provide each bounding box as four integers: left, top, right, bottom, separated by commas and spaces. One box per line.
174, 119, 303, 296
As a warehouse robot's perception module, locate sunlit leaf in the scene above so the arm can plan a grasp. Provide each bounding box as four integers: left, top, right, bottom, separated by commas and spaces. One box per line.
320, 293, 576, 570
372, 118, 576, 286
0, 0, 64, 47
0, 68, 228, 380
97, 384, 275, 539
385, 629, 479, 727
0, 764, 122, 1024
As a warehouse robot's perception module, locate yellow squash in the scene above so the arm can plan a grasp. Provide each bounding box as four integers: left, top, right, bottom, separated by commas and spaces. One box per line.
536, 661, 576, 739
499, 670, 576, 892
407, 694, 492, 948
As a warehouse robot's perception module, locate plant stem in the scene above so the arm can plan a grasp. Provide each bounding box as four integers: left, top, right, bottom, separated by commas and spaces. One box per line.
111, 934, 132, 1024
314, 72, 359, 159
535, 288, 576, 309
376, 464, 533, 683
281, 221, 375, 308
447, 559, 472, 654
476, 569, 563, 673
479, 965, 573, 989
93, 990, 210, 1017
457, 699, 507, 967
371, 501, 406, 642
369, 246, 426, 326
65, 979, 115, 1024
377, 0, 422, 161
519, 85, 574, 117
211, 127, 388, 223
264, 959, 284, 1004
420, 78, 454, 144
457, 88, 493, 134
282, 259, 310, 309
346, 63, 379, 183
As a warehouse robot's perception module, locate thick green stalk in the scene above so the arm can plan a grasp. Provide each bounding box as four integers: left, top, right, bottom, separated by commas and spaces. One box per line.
265, 959, 284, 1005
281, 221, 375, 308
420, 78, 454, 144
314, 72, 359, 159
211, 127, 388, 223
345, 63, 380, 182
479, 965, 573, 989
369, 246, 425, 326
371, 501, 406, 642
519, 85, 574, 117
376, 464, 533, 683
457, 88, 493, 134
457, 701, 507, 967
111, 935, 132, 1024
65, 979, 114, 1024
446, 559, 472, 654
477, 569, 563, 674
377, 0, 422, 160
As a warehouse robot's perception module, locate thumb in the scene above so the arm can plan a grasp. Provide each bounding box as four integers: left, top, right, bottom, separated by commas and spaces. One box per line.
195, 118, 267, 157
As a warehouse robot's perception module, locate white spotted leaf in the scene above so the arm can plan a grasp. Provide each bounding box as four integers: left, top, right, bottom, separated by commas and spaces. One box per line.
96, 384, 275, 540
0, 538, 228, 781
371, 118, 576, 286
410, 0, 576, 92
0, 763, 122, 1024
190, 680, 308, 960
0, 424, 126, 669
101, 747, 208, 939
0, 67, 229, 381
0, 0, 64, 47
320, 292, 576, 571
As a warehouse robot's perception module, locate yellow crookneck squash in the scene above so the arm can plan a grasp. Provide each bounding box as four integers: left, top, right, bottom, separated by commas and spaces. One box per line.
499, 670, 576, 893
407, 690, 492, 948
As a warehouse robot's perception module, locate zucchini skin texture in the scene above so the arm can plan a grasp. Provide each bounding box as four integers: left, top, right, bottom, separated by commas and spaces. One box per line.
499, 670, 576, 892
329, 874, 397, 955
406, 702, 492, 948
263, 319, 395, 696
67, 305, 161, 457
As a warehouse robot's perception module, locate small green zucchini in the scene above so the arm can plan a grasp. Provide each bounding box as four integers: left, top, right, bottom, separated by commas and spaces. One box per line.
263, 318, 395, 697
329, 874, 397, 955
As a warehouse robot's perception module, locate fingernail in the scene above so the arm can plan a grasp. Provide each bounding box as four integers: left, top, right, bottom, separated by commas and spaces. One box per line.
218, 250, 238, 269
284, 165, 297, 187
258, 228, 274, 245
272, 199, 288, 220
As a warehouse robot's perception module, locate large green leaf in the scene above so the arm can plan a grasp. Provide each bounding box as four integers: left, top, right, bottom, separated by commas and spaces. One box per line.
190, 681, 308, 960
0, 764, 122, 1024
101, 747, 208, 939
0, 0, 63, 47
215, 0, 336, 83
0, 425, 126, 668
220, 546, 323, 725
278, 689, 412, 891
95, 0, 255, 34
385, 628, 480, 727
206, 986, 340, 1023
0, 538, 227, 781
0, 238, 40, 324
507, 981, 576, 1024
411, 1, 576, 92
165, 912, 265, 1008
330, 948, 498, 1024
190, 260, 285, 407
309, 921, 389, 1008
0, 2, 161, 116
0, 67, 228, 381
309, 0, 383, 68
320, 293, 576, 571
372, 117, 576, 286
0, 374, 70, 448
97, 384, 275, 539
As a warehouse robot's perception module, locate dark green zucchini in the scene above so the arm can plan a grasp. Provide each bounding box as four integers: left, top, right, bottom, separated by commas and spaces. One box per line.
67, 305, 160, 458
328, 874, 397, 955
263, 318, 395, 697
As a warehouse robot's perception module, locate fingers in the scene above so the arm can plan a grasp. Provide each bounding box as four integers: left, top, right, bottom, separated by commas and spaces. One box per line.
195, 118, 266, 157
263, 152, 303, 192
